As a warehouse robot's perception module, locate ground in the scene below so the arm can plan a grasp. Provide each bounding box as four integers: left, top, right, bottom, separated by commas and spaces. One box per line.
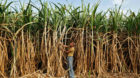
17, 71, 140, 78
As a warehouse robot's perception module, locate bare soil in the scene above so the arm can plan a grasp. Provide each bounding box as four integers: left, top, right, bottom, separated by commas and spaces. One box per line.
17, 72, 140, 78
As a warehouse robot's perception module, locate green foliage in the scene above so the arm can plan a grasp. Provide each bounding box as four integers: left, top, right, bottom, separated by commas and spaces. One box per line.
0, 0, 140, 36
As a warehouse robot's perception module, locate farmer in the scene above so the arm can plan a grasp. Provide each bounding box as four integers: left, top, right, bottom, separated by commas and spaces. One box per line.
61, 41, 75, 78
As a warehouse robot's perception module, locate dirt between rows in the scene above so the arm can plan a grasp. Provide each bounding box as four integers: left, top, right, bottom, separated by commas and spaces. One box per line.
0, 71, 139, 78
17, 72, 140, 78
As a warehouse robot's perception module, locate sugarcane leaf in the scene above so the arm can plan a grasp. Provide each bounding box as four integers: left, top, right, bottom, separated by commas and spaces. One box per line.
3, 0, 7, 7
25, 0, 31, 12
15, 22, 34, 36
2, 26, 13, 35
3, 1, 13, 12
11, 6, 18, 13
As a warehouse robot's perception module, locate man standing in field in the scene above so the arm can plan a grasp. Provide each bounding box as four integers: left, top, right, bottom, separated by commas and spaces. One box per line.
61, 41, 75, 78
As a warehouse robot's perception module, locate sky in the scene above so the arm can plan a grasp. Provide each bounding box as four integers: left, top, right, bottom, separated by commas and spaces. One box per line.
6, 0, 140, 13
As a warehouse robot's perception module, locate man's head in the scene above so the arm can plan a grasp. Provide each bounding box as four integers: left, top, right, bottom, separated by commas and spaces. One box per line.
70, 41, 74, 47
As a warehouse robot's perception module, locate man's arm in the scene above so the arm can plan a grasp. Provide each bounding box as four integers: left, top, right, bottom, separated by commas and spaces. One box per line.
65, 47, 74, 53
63, 44, 69, 48
59, 42, 69, 48
65, 50, 71, 53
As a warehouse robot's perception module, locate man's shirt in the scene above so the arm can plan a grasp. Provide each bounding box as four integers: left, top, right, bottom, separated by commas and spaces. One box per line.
68, 47, 75, 56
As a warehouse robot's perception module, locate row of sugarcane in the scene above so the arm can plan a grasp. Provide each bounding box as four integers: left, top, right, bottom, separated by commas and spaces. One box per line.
0, 0, 140, 77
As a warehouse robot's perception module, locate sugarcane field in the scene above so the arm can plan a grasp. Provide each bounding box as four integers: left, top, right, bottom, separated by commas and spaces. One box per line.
0, 0, 140, 78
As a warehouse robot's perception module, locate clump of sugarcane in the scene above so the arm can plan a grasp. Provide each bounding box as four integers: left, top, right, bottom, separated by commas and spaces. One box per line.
0, 0, 139, 77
